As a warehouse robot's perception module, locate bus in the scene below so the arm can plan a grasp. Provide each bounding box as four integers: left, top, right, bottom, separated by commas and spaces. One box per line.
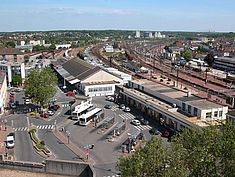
79, 108, 103, 126
72, 101, 93, 120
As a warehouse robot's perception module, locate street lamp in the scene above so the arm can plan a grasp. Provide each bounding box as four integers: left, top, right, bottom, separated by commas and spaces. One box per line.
4, 119, 7, 131
66, 130, 70, 144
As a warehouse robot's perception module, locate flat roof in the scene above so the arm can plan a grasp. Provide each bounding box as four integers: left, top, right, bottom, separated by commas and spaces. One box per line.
132, 79, 200, 102
186, 99, 223, 109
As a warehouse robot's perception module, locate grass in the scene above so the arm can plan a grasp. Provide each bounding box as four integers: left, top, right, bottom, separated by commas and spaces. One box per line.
29, 129, 50, 154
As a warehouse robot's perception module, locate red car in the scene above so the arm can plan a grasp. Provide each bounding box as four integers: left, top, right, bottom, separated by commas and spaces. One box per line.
162, 130, 170, 138
41, 112, 49, 118
66, 91, 75, 97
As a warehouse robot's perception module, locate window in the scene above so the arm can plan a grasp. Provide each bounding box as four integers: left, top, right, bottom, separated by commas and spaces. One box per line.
219, 111, 223, 117
188, 105, 191, 114
182, 103, 186, 111
214, 111, 218, 117
206, 112, 212, 119
193, 108, 198, 116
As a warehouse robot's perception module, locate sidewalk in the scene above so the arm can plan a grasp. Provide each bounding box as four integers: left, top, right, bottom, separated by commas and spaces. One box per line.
0, 125, 13, 159
53, 129, 95, 164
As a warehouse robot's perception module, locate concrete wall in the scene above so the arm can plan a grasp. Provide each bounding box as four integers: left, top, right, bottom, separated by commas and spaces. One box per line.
0, 157, 95, 177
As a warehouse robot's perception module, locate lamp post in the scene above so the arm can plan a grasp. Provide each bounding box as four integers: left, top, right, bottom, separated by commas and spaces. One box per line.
4, 119, 7, 131
66, 130, 70, 144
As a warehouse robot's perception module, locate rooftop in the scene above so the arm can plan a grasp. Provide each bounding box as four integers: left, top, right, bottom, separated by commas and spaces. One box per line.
0, 48, 23, 55
186, 99, 223, 110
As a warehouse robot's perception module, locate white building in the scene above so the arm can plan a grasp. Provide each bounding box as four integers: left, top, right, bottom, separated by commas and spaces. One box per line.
104, 45, 114, 53
53, 59, 122, 97
135, 31, 141, 38
55, 44, 71, 50
0, 73, 7, 114
0, 48, 26, 84
29, 40, 45, 46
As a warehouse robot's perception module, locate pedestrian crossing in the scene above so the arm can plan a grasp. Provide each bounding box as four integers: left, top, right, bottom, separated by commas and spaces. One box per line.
62, 104, 70, 108
111, 105, 119, 111
103, 175, 121, 177
13, 125, 55, 131
119, 113, 135, 120
134, 124, 152, 131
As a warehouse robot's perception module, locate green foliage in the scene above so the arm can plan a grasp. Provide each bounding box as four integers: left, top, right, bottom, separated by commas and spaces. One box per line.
119, 123, 235, 177
4, 41, 16, 48
12, 74, 22, 86
33, 45, 47, 52
24, 68, 58, 106
204, 53, 215, 67
182, 50, 192, 61
48, 44, 56, 50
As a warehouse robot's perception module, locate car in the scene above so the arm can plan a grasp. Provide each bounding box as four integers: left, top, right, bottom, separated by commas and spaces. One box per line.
162, 130, 170, 138
10, 92, 15, 96
47, 110, 55, 116
149, 128, 161, 135
10, 102, 16, 109
49, 105, 60, 111
140, 118, 149, 125
24, 99, 30, 105
104, 104, 112, 109
6, 133, 15, 148
41, 112, 49, 118
66, 91, 75, 97
106, 96, 114, 102
131, 119, 141, 126
119, 104, 125, 109
124, 107, 131, 112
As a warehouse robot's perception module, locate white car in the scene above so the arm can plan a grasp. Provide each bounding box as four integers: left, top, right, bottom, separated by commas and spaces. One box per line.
47, 110, 55, 116
124, 107, 131, 112
6, 134, 15, 148
131, 120, 141, 126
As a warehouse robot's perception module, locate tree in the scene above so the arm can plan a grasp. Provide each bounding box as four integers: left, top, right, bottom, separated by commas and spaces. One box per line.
204, 53, 215, 67
182, 50, 192, 61
4, 41, 16, 48
118, 137, 188, 177
48, 44, 56, 50
24, 68, 58, 107
12, 75, 22, 86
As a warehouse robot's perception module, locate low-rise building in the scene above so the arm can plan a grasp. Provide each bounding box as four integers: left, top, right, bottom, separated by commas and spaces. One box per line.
213, 57, 235, 73
104, 45, 114, 53
0, 72, 7, 114
116, 79, 228, 131
226, 110, 235, 123
0, 48, 25, 84
53, 59, 122, 97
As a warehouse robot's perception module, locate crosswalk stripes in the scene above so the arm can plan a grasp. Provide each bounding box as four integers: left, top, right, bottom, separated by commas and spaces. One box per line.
111, 105, 119, 111
134, 124, 152, 131
103, 175, 121, 177
62, 104, 70, 108
14, 125, 55, 131
119, 113, 135, 120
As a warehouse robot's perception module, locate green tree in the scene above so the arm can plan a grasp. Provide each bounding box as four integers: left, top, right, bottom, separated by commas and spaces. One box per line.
204, 53, 215, 67
24, 68, 58, 107
12, 75, 22, 86
182, 50, 192, 61
118, 137, 188, 177
4, 41, 16, 48
48, 44, 56, 50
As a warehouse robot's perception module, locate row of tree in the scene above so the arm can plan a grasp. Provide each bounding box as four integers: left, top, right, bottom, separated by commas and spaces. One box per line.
118, 123, 235, 177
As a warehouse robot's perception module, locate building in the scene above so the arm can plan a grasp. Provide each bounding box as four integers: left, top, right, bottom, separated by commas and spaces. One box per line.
135, 31, 141, 38
226, 110, 235, 123
0, 72, 7, 114
53, 59, 122, 97
0, 48, 25, 84
148, 32, 153, 38
29, 39, 45, 46
116, 79, 228, 131
213, 57, 235, 73
55, 44, 71, 50
104, 45, 114, 53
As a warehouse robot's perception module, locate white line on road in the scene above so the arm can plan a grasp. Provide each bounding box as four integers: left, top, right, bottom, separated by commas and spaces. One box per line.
44, 125, 48, 129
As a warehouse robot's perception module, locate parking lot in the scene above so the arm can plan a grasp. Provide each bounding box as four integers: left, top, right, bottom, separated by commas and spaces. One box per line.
62, 96, 169, 177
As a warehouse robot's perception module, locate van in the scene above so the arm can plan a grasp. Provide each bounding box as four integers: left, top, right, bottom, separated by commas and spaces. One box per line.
6, 133, 15, 148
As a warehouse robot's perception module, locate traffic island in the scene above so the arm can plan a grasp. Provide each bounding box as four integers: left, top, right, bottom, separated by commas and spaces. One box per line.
28, 128, 54, 159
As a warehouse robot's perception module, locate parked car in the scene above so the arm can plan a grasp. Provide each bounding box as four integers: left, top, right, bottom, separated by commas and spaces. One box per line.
149, 128, 161, 135
47, 110, 55, 116
119, 104, 125, 109
10, 92, 15, 96
131, 119, 141, 126
49, 105, 60, 111
66, 91, 75, 97
106, 96, 114, 102
140, 118, 149, 125
124, 107, 131, 112
104, 104, 112, 109
10, 102, 16, 109
24, 97, 31, 104
6, 132, 15, 148
41, 112, 49, 118
162, 130, 170, 138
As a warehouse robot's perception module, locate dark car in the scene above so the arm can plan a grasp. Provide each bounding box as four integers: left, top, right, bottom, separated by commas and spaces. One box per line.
162, 130, 170, 138
149, 128, 161, 135
104, 104, 112, 109
140, 118, 149, 125
49, 105, 60, 111
41, 112, 49, 118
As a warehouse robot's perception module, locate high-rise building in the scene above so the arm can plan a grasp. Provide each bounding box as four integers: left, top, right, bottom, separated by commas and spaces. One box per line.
135, 31, 141, 38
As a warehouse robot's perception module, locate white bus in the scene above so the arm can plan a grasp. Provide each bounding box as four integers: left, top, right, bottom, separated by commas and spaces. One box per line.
79, 108, 103, 126
72, 101, 93, 120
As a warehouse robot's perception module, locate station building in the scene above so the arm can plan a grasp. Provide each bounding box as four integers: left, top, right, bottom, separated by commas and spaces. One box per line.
53, 58, 122, 97
116, 79, 228, 131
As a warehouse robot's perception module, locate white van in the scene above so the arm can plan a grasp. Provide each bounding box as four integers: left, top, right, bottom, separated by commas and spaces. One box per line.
6, 134, 15, 148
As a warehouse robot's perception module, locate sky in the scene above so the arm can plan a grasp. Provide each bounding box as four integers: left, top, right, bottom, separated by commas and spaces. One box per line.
0, 0, 235, 32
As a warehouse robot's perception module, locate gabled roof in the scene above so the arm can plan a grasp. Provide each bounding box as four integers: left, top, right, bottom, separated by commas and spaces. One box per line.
0, 48, 23, 55
56, 58, 101, 82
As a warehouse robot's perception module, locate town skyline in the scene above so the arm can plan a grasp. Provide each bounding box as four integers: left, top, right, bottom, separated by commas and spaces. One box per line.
0, 0, 235, 32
